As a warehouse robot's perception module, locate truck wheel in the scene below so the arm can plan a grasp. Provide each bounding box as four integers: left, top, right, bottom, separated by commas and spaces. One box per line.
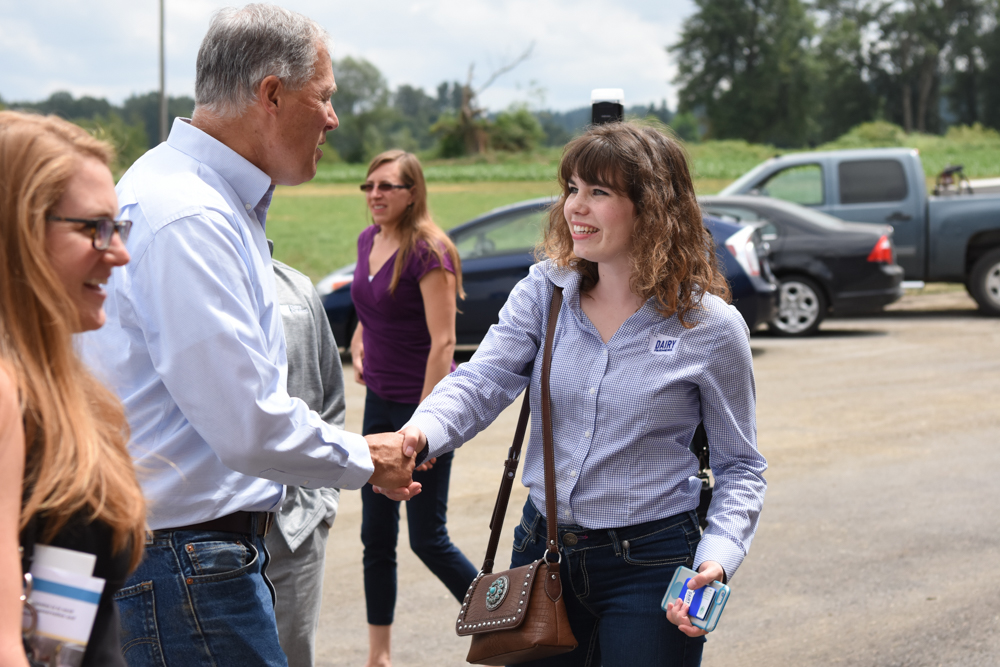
769, 276, 827, 336
969, 248, 1000, 316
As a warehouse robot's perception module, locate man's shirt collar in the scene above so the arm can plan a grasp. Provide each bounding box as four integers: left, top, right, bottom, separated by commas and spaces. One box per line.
166, 117, 273, 225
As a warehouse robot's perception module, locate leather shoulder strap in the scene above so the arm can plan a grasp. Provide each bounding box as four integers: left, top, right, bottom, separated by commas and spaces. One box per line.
539, 287, 562, 557
479, 285, 564, 573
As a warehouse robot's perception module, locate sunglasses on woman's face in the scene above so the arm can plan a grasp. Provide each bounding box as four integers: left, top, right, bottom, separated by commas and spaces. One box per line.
47, 216, 133, 250
359, 182, 411, 193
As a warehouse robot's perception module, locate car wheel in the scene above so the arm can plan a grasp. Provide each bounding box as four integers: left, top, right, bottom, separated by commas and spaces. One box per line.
969, 248, 1000, 316
769, 276, 826, 336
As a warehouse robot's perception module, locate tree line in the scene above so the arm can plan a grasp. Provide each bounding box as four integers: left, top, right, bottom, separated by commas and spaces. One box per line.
0, 91, 195, 171
320, 57, 674, 162
672, 0, 1000, 147
0, 62, 673, 168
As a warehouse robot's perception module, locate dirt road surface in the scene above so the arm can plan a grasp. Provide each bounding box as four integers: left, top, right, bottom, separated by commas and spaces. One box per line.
315, 290, 1000, 666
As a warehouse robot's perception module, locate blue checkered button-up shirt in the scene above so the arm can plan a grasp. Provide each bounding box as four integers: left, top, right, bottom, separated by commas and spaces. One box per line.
410, 261, 766, 579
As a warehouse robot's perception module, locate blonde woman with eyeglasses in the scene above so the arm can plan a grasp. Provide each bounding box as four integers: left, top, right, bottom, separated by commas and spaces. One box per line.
0, 111, 146, 667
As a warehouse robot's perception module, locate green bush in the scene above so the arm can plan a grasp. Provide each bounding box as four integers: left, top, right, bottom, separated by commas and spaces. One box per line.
686, 140, 781, 180
818, 121, 909, 149
817, 121, 1000, 178
307, 119, 1000, 184
430, 112, 467, 158
75, 112, 149, 175
490, 105, 546, 152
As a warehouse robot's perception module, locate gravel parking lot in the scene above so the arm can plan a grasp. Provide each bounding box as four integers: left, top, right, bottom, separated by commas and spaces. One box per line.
315, 289, 1000, 667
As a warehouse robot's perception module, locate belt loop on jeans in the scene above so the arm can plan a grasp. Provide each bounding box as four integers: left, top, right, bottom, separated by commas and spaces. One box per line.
156, 511, 274, 537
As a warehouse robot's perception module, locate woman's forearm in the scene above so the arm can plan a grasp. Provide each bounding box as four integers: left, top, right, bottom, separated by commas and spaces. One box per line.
420, 338, 455, 402
350, 321, 365, 385
0, 372, 29, 667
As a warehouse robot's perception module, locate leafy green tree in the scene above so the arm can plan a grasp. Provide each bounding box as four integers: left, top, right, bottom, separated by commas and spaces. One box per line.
75, 112, 150, 174
328, 56, 394, 163
19, 91, 114, 120
436, 82, 464, 114
812, 1, 880, 141
490, 105, 546, 152
941, 0, 998, 126
671, 0, 819, 147
121, 92, 195, 146
535, 111, 574, 146
430, 111, 483, 157
869, 0, 992, 134
390, 84, 441, 150
669, 111, 703, 142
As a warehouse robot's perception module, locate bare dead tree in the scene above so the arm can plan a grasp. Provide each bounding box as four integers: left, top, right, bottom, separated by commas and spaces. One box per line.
458, 44, 534, 154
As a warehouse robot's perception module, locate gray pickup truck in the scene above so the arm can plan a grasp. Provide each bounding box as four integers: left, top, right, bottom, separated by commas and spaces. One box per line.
720, 148, 1000, 314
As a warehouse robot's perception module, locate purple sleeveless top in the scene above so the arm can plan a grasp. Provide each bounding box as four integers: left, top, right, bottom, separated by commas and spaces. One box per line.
351, 225, 457, 403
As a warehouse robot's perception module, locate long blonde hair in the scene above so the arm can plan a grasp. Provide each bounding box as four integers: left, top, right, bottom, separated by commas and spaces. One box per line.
0, 111, 146, 570
543, 121, 730, 327
366, 150, 464, 298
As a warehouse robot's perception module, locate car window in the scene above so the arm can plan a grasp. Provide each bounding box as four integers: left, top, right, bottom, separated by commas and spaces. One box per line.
761, 199, 847, 230
703, 205, 779, 241
452, 209, 547, 259
701, 205, 764, 222
838, 159, 908, 204
754, 164, 824, 206
758, 222, 779, 242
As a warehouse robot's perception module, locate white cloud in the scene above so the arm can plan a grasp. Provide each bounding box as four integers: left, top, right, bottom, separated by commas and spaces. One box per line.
0, 0, 694, 111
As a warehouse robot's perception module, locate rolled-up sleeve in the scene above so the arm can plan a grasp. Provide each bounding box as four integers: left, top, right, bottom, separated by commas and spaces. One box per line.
125, 213, 373, 489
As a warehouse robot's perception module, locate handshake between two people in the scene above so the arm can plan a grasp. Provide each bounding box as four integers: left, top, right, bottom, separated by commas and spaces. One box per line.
363, 426, 428, 501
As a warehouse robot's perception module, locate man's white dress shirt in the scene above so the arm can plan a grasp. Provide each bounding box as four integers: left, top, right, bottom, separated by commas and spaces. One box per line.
81, 118, 373, 530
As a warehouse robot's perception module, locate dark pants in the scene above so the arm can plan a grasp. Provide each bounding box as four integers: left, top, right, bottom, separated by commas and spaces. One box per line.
360, 389, 479, 625
510, 498, 706, 667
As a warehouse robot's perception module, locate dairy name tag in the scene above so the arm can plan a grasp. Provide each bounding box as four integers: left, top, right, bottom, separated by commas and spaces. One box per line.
27, 563, 106, 645
649, 334, 680, 355
682, 578, 716, 620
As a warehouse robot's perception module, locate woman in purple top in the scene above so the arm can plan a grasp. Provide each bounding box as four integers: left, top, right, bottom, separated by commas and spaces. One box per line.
349, 150, 477, 667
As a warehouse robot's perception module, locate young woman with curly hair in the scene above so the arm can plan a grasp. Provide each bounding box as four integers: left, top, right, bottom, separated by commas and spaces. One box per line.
395, 122, 767, 665
0, 111, 146, 667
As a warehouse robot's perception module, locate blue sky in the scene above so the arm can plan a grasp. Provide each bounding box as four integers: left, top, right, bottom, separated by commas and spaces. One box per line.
0, 0, 695, 112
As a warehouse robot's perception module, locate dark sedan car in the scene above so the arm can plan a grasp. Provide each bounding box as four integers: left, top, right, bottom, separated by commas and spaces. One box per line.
700, 195, 905, 336
317, 198, 777, 347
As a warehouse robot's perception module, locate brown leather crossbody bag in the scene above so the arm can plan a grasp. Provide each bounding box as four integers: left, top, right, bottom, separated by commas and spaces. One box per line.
455, 287, 577, 665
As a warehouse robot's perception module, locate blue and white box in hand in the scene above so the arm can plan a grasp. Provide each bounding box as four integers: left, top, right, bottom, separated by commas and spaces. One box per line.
22, 544, 105, 666
660, 565, 730, 633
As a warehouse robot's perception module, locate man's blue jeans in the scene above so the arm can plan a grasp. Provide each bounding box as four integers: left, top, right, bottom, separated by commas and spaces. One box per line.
114, 517, 288, 666
509, 499, 706, 667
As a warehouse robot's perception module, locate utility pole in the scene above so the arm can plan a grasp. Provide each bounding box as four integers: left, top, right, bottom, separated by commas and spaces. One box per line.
158, 0, 168, 143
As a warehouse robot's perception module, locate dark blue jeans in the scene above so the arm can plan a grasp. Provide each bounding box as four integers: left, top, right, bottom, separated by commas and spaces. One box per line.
361, 389, 479, 625
510, 499, 706, 667
114, 514, 287, 666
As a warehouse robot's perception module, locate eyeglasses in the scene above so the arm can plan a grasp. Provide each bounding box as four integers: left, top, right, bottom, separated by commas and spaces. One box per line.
47, 216, 133, 250
359, 182, 411, 193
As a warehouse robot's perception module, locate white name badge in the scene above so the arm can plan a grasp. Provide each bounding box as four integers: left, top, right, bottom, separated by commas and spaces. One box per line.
649, 334, 680, 355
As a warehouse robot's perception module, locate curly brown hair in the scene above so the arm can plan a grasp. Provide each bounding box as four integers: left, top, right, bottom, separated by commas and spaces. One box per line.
542, 121, 730, 327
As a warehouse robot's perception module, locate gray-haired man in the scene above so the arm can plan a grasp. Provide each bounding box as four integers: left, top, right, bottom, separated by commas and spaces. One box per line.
82, 5, 418, 665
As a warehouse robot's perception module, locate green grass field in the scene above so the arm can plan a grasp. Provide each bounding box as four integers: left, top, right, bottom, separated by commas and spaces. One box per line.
271, 123, 1000, 283
267, 181, 560, 280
